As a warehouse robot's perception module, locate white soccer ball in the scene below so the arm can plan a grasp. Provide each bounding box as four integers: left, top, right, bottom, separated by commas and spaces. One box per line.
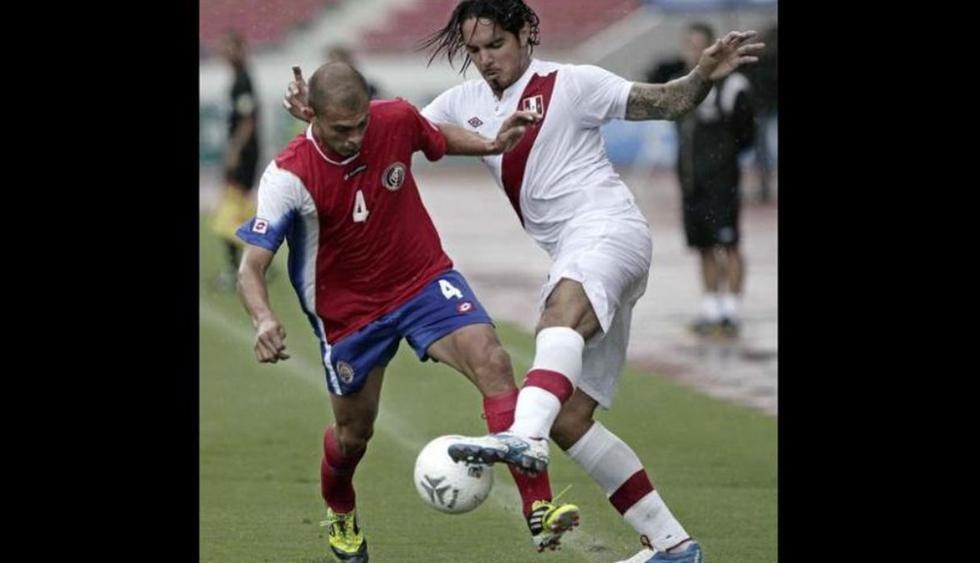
414, 435, 494, 514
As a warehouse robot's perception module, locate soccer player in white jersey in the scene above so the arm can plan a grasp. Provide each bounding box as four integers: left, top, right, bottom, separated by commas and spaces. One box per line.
283, 3, 762, 560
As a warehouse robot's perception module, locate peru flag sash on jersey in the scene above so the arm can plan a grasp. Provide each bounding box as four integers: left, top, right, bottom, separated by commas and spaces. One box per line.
502, 71, 557, 227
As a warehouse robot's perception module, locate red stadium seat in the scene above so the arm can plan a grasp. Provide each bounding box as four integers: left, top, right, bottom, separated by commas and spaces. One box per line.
200, 0, 338, 56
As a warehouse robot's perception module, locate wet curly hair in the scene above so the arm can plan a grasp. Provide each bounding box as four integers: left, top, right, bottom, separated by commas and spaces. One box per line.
421, 0, 540, 73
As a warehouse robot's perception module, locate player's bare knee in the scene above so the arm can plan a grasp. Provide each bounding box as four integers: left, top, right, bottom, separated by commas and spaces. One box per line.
334, 413, 374, 454
473, 341, 516, 396
537, 301, 577, 332
538, 307, 600, 340
538, 284, 599, 338
536, 308, 562, 332
335, 423, 372, 457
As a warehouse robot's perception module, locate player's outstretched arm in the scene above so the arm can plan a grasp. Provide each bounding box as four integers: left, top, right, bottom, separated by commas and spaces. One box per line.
626, 30, 764, 121
238, 245, 290, 363
440, 110, 541, 156
625, 72, 712, 122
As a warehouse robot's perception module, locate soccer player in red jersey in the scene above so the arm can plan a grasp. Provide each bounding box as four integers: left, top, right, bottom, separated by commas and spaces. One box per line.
236, 62, 574, 562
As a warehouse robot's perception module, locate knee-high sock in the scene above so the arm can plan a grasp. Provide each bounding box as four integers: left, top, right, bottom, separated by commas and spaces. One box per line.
511, 327, 584, 439
484, 389, 553, 517
321, 425, 366, 513
567, 422, 690, 551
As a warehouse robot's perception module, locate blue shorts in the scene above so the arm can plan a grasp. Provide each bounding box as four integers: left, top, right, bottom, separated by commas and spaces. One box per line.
321, 270, 493, 395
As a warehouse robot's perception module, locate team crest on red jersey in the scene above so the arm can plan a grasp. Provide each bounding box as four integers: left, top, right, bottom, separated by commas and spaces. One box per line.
337, 361, 355, 384
382, 162, 407, 191
520, 95, 544, 115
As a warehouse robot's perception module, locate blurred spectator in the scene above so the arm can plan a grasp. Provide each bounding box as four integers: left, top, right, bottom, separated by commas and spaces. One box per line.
210, 31, 260, 290
646, 22, 756, 336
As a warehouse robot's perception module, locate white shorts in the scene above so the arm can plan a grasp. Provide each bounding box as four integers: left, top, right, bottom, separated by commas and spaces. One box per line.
537, 211, 653, 408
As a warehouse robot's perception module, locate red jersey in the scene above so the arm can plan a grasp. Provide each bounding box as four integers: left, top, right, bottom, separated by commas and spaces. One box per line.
237, 99, 453, 342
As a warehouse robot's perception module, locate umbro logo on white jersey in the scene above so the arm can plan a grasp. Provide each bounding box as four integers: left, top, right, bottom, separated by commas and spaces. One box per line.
468, 117, 483, 128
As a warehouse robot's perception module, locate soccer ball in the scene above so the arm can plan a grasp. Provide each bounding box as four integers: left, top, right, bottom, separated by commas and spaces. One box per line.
414, 435, 494, 514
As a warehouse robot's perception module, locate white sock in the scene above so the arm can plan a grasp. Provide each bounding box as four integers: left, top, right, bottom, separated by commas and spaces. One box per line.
720, 293, 739, 319
700, 293, 722, 321
509, 387, 559, 440
510, 327, 584, 439
567, 422, 690, 551
624, 492, 690, 552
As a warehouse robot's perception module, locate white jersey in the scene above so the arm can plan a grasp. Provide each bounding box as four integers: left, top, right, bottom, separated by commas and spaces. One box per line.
422, 59, 644, 256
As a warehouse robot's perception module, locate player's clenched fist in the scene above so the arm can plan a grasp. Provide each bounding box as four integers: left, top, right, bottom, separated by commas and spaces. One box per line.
254, 316, 290, 363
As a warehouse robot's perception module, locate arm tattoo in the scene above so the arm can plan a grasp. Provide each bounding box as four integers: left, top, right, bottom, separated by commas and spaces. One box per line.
626, 68, 712, 121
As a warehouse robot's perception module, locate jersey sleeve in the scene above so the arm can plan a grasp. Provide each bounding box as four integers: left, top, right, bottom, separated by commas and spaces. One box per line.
421, 88, 460, 127
235, 162, 304, 252
403, 100, 447, 162
567, 64, 634, 127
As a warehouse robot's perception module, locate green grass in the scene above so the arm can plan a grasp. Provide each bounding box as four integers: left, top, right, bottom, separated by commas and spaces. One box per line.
199, 226, 776, 562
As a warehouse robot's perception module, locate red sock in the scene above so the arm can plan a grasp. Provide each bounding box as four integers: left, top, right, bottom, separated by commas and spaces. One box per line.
483, 389, 553, 517
321, 425, 365, 513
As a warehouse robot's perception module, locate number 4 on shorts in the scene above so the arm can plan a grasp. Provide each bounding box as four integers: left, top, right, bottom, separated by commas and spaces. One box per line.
439, 279, 463, 300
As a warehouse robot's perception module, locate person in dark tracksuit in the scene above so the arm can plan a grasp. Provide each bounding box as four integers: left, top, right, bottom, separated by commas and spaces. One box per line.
648, 22, 756, 336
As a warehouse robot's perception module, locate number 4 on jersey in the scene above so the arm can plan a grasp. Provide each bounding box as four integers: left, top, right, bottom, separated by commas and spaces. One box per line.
352, 189, 369, 223
439, 279, 463, 300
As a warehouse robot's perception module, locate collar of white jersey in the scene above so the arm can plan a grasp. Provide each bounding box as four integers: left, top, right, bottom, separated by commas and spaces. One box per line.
306, 124, 360, 166
493, 58, 546, 101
